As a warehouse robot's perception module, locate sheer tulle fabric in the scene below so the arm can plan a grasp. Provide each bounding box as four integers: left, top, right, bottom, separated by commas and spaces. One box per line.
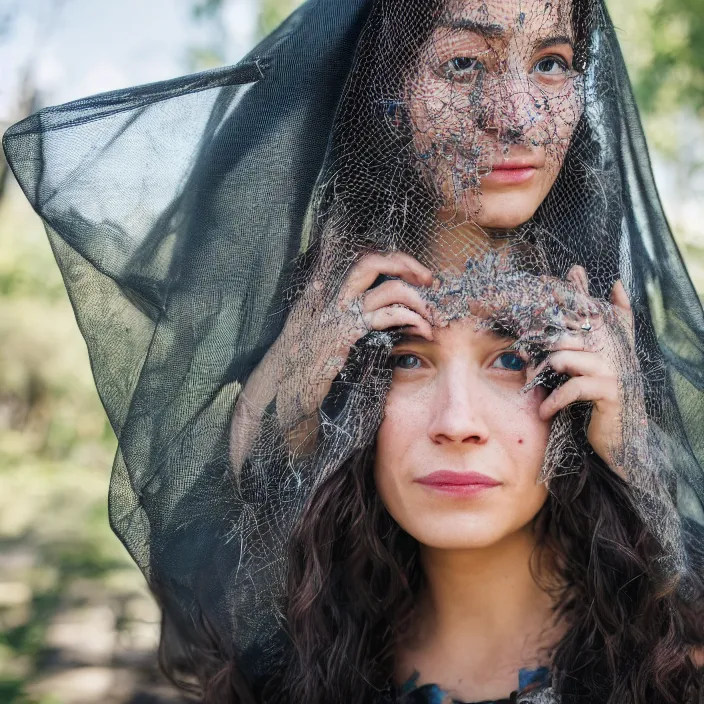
3, 0, 704, 696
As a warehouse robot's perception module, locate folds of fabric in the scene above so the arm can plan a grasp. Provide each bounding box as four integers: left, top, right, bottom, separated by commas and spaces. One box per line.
3, 0, 704, 689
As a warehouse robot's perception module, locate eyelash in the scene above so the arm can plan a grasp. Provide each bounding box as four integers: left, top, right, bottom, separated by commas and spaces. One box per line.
438, 53, 572, 82
490, 351, 528, 372
391, 351, 527, 372
392, 353, 423, 371
532, 55, 571, 75
438, 56, 484, 81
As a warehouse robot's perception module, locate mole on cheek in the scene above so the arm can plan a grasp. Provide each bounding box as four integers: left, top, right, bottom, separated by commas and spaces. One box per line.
518, 438, 524, 444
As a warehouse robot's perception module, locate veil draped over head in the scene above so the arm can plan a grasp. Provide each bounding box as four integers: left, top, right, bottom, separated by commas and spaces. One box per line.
4, 0, 704, 695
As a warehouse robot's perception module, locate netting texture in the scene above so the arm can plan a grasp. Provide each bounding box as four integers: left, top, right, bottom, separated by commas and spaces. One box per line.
3, 0, 704, 697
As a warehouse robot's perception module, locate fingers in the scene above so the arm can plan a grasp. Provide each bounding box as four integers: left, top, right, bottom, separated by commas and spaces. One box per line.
363, 278, 433, 321
546, 349, 615, 381
525, 347, 614, 390
338, 253, 435, 342
566, 265, 590, 296
547, 272, 599, 318
560, 314, 606, 339
549, 326, 607, 353
565, 268, 631, 323
610, 279, 631, 314
364, 306, 434, 341
610, 279, 635, 339
539, 375, 617, 421
341, 252, 433, 304
550, 280, 635, 364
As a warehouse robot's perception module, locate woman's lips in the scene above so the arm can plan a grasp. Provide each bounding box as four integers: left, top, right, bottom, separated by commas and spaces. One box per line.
481, 164, 538, 185
416, 470, 502, 496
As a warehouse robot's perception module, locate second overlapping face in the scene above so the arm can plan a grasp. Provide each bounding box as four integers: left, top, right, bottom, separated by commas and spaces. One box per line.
407, 0, 585, 229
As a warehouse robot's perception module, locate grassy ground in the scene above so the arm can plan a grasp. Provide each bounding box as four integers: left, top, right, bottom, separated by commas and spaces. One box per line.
0, 181, 187, 704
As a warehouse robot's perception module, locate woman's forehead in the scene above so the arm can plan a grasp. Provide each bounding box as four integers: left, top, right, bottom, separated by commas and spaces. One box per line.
400, 317, 513, 349
441, 0, 574, 37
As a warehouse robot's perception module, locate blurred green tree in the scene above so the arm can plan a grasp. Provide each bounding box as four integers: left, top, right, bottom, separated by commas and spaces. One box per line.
256, 0, 301, 36
608, 0, 704, 117
635, 0, 704, 115
0, 0, 70, 204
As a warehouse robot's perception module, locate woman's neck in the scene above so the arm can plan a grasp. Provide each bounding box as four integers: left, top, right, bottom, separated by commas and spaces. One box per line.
429, 213, 526, 273
396, 527, 562, 701
420, 527, 553, 645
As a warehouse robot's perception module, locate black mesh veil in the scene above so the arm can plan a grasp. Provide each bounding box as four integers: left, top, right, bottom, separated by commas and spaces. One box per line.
3, 0, 704, 696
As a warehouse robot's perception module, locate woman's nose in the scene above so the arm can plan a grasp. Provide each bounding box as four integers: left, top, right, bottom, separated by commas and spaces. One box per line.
427, 375, 490, 446
477, 73, 533, 142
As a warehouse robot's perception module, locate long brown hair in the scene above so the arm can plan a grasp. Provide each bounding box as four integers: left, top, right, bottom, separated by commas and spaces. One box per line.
158, 0, 703, 698
270, 443, 704, 704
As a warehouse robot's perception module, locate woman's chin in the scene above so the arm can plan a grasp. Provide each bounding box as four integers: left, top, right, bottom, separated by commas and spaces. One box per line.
472, 207, 538, 231
416, 533, 506, 551
408, 522, 511, 552
455, 193, 545, 231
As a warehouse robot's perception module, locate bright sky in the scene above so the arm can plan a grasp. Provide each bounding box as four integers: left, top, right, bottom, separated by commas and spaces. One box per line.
0, 0, 258, 120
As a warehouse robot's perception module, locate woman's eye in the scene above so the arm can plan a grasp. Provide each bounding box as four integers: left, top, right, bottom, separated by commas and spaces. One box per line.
441, 56, 484, 81
533, 56, 570, 76
491, 352, 527, 372
393, 354, 423, 370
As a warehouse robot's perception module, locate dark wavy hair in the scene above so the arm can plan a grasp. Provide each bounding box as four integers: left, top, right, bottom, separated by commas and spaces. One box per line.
269, 443, 704, 704
189, 427, 704, 704
155, 0, 704, 700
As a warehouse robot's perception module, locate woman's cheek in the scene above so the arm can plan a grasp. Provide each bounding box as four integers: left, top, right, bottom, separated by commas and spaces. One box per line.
522, 392, 551, 469
377, 387, 423, 469
409, 81, 458, 149
499, 386, 551, 454
544, 80, 585, 158
374, 395, 419, 524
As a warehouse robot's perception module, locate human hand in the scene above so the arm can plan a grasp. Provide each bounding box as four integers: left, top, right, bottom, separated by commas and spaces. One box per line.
275, 250, 434, 427
527, 266, 642, 477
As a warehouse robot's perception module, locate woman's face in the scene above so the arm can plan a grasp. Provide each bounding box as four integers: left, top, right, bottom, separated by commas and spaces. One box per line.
374, 317, 551, 550
407, 0, 584, 229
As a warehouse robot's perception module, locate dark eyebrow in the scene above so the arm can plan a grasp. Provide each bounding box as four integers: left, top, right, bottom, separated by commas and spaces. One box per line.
533, 35, 574, 52
488, 320, 520, 341
394, 332, 434, 345
437, 18, 506, 38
